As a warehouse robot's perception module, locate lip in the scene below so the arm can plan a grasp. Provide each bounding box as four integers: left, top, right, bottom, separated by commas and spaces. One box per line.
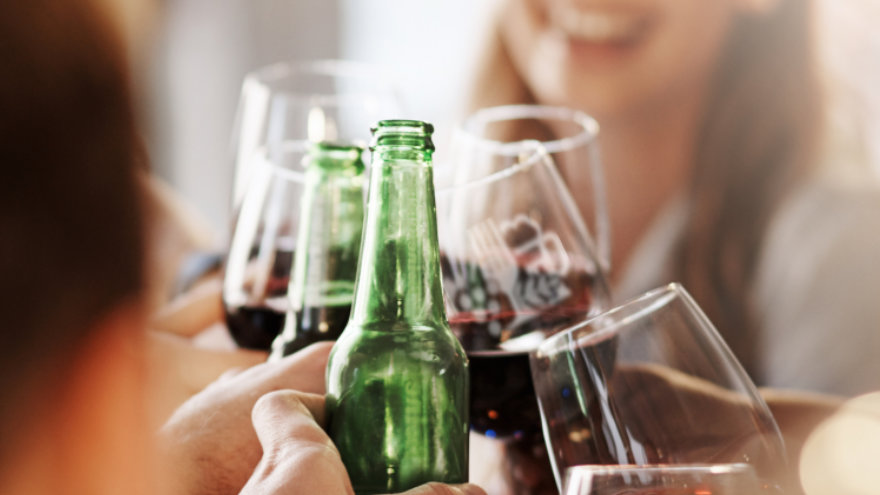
545, 2, 655, 62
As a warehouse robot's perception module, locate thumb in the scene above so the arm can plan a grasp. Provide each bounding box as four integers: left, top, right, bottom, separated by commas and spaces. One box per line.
251, 390, 329, 456
399, 482, 487, 495
244, 390, 353, 495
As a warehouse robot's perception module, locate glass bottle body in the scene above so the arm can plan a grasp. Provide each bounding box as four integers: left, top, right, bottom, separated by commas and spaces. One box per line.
326, 120, 469, 494
327, 322, 469, 494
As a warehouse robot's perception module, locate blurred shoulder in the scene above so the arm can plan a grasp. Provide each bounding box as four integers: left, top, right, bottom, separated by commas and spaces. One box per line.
764, 176, 880, 269
752, 175, 880, 394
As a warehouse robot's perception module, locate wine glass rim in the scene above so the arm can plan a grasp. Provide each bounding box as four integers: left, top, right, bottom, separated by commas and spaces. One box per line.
247, 58, 394, 86
435, 140, 555, 195
245, 59, 399, 102
535, 282, 690, 355
457, 104, 600, 156
253, 141, 311, 183
565, 462, 756, 476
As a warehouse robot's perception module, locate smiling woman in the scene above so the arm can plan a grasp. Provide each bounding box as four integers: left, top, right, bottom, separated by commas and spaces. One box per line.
467, 0, 880, 396
467, 1, 880, 492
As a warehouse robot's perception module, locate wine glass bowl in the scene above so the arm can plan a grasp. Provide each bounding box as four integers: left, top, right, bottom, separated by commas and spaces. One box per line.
437, 143, 611, 441
231, 59, 401, 211
563, 463, 762, 495
453, 104, 610, 272
530, 283, 788, 493
225, 60, 393, 350
222, 141, 309, 350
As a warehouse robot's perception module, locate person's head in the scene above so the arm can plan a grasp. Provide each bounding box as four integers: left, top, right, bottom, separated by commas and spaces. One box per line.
470, 0, 822, 377
0, 0, 149, 492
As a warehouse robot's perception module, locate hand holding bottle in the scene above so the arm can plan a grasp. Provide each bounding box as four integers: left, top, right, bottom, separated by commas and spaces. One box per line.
242, 390, 486, 495
158, 342, 332, 495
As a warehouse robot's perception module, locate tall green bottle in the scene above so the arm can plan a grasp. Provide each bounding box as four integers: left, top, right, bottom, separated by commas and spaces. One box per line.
326, 120, 469, 494
269, 142, 365, 360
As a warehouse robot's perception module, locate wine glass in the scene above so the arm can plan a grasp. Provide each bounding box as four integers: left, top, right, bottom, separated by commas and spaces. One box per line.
222, 141, 309, 350
452, 104, 611, 272
563, 464, 761, 495
230, 59, 401, 213
530, 283, 788, 493
436, 140, 611, 494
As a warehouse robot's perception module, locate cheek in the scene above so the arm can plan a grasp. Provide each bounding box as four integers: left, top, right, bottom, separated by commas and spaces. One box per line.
500, 1, 537, 69
502, 0, 738, 119
643, 1, 735, 93
617, 1, 736, 117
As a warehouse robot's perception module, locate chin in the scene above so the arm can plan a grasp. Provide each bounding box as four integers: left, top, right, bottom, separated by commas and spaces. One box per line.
526, 67, 635, 121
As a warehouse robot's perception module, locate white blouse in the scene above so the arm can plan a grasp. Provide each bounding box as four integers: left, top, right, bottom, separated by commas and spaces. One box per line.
613, 179, 880, 397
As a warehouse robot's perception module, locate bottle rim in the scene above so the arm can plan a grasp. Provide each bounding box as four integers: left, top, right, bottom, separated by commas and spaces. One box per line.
371, 119, 434, 135
310, 141, 365, 166
370, 119, 435, 152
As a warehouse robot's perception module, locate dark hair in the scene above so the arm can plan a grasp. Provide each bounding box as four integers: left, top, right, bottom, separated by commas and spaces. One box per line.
0, 0, 145, 452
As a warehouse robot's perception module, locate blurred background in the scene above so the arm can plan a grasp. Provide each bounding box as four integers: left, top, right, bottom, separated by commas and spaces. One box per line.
131, 0, 494, 239
107, 0, 879, 242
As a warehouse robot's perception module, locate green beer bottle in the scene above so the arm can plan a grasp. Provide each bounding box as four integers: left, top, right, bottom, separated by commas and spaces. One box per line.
269, 142, 366, 360
326, 120, 469, 494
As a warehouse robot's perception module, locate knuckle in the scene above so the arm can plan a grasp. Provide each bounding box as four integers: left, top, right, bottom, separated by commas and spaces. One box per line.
422, 482, 459, 495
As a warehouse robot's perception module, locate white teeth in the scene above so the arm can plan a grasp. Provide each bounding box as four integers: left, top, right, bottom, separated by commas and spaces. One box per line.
550, 4, 643, 43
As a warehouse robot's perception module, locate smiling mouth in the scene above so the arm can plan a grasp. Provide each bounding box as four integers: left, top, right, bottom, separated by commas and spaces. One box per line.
548, 3, 651, 45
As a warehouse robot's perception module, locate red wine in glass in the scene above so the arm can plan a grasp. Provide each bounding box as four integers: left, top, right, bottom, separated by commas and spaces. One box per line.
441, 252, 602, 438
223, 248, 293, 351
442, 252, 607, 495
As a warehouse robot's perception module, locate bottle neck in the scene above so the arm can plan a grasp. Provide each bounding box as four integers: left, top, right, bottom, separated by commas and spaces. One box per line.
349, 149, 447, 328
288, 146, 365, 310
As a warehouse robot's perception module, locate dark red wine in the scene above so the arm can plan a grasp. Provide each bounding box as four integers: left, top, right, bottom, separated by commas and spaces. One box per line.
468, 350, 539, 439
441, 252, 607, 438
223, 248, 294, 351
225, 307, 280, 350
273, 302, 352, 356
225, 298, 287, 351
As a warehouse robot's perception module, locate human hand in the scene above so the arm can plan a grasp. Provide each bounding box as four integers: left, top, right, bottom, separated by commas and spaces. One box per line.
149, 274, 225, 339
157, 342, 332, 495
147, 276, 266, 423
242, 390, 486, 495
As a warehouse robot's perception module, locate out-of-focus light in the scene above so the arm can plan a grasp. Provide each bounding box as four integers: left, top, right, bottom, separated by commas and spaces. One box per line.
800, 392, 880, 494
307, 106, 328, 142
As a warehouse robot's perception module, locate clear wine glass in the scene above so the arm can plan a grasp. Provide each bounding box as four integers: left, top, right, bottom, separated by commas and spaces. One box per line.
530, 283, 788, 493
222, 141, 311, 350
436, 139, 611, 494
563, 464, 761, 495
230, 59, 401, 213
452, 104, 610, 272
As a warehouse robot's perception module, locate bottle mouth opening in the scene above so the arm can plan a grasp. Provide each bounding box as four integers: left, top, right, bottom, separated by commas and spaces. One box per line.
372, 119, 433, 135
370, 119, 435, 151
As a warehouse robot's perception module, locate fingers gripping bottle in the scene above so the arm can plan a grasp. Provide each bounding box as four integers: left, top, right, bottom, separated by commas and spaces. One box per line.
326, 120, 469, 494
